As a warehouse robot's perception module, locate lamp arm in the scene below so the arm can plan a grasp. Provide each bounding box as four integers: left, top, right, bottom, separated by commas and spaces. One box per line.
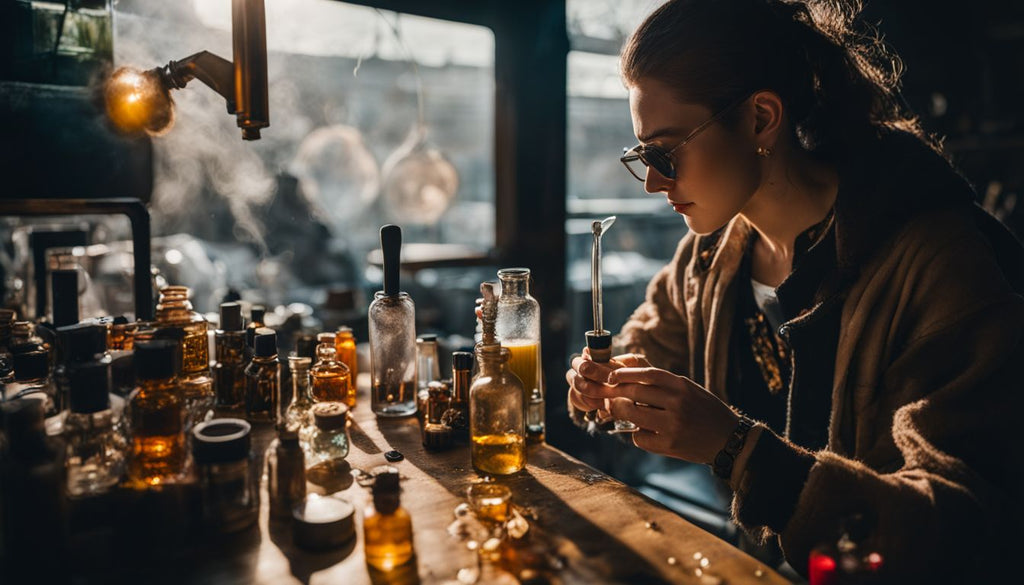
156, 51, 237, 114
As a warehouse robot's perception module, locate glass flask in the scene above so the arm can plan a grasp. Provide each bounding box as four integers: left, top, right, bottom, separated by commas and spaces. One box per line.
495, 268, 544, 443
155, 286, 213, 426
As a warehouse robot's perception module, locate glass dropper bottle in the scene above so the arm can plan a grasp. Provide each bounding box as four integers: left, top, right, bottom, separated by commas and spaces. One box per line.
368, 225, 417, 417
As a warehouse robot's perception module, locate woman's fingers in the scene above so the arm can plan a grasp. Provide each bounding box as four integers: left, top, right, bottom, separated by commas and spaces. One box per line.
613, 353, 651, 368
571, 355, 617, 383
566, 369, 606, 411
607, 397, 670, 429
608, 366, 688, 389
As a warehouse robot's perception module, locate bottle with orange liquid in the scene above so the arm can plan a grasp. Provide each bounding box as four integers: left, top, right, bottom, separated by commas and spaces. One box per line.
126, 339, 188, 486
334, 326, 358, 408
495, 268, 545, 443
310, 333, 350, 404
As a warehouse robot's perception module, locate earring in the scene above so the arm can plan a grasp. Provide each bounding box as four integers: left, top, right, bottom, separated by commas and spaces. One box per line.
756, 146, 773, 157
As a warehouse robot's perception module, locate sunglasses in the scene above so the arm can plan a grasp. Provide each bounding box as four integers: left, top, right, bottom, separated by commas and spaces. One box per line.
620, 95, 749, 182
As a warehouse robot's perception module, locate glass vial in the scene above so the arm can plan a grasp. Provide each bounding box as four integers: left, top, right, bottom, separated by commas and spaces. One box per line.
244, 328, 279, 423
126, 340, 188, 486
305, 402, 350, 467
8, 349, 58, 417
334, 327, 358, 408
364, 470, 414, 571
496, 268, 545, 443
64, 360, 126, 496
311, 334, 350, 404
267, 427, 306, 520
442, 351, 473, 440
192, 418, 258, 533
415, 334, 440, 417
422, 381, 453, 451
155, 286, 214, 426
214, 302, 247, 413
470, 283, 526, 475
369, 225, 417, 417
285, 355, 313, 434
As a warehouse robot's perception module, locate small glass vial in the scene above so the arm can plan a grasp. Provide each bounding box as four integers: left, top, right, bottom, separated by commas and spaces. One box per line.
214, 302, 247, 413
155, 286, 214, 426
496, 268, 545, 443
415, 334, 440, 417
8, 349, 58, 417
369, 225, 417, 417
285, 355, 314, 434
64, 360, 127, 496
192, 418, 259, 533
245, 305, 266, 352
244, 328, 279, 423
311, 335, 350, 404
267, 426, 306, 520
334, 326, 358, 408
422, 381, 453, 451
470, 283, 526, 476
442, 351, 472, 440
126, 340, 188, 486
364, 470, 414, 571
306, 402, 350, 467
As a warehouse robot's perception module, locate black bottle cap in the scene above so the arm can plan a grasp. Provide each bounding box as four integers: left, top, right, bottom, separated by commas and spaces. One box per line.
253, 328, 277, 357
69, 361, 111, 414
295, 334, 317, 359
250, 305, 266, 324
453, 351, 474, 371
192, 418, 252, 464
220, 302, 243, 331
57, 322, 107, 364
13, 350, 48, 381
373, 469, 401, 494
51, 269, 80, 328
380, 224, 402, 296
9, 341, 43, 355
312, 402, 348, 431
113, 315, 129, 325
134, 339, 180, 380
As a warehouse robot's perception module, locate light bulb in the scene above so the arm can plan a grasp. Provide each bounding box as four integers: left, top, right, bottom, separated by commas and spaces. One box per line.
104, 66, 175, 136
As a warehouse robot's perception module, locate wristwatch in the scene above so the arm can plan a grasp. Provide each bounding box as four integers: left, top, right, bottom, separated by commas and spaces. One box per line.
712, 415, 755, 480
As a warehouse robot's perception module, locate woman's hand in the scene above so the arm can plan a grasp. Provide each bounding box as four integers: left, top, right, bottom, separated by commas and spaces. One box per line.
598, 366, 739, 465
566, 350, 649, 417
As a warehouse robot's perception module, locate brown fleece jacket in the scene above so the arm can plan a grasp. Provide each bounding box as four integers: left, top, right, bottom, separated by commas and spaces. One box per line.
604, 133, 1024, 581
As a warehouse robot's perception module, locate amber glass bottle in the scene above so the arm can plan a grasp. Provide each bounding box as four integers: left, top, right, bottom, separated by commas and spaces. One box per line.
244, 329, 279, 423
310, 339, 350, 404
334, 326, 358, 408
127, 340, 188, 486
155, 286, 213, 426
214, 302, 246, 413
364, 470, 414, 571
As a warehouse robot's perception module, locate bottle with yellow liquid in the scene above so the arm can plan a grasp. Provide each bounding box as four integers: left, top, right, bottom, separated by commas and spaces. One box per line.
155, 285, 213, 427
495, 268, 545, 443
126, 339, 188, 486
471, 282, 526, 476
334, 326, 358, 408
310, 335, 350, 404
364, 469, 414, 571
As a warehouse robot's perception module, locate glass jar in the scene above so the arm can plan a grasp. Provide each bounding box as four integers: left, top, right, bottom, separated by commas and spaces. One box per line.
495, 268, 544, 442
192, 418, 258, 533
470, 345, 526, 475
306, 402, 350, 467
155, 286, 213, 426
368, 292, 417, 417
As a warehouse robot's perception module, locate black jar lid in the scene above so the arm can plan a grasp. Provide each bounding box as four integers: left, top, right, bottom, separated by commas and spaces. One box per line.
134, 339, 180, 380
219, 302, 243, 331
253, 329, 277, 358
57, 322, 107, 363
313, 402, 348, 431
452, 351, 474, 371
373, 469, 401, 495
69, 361, 111, 414
192, 418, 252, 464
13, 350, 48, 381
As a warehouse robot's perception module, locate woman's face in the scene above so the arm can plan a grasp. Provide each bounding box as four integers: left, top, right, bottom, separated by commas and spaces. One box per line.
628, 77, 761, 235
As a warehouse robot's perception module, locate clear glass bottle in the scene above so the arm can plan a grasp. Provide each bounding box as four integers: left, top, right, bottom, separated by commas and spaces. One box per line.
495, 268, 544, 443
192, 418, 258, 533
334, 326, 358, 408
244, 329, 279, 423
267, 427, 306, 520
285, 355, 313, 434
415, 334, 440, 417
8, 349, 58, 417
442, 351, 473, 440
126, 339, 188, 486
369, 225, 417, 417
155, 286, 213, 426
470, 283, 526, 475
311, 335, 350, 404
364, 470, 414, 571
305, 402, 350, 467
64, 360, 126, 496
214, 302, 247, 413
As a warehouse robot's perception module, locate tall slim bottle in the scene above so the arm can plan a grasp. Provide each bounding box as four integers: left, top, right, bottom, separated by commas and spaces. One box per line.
496, 268, 545, 443
334, 327, 358, 408
470, 282, 526, 475
127, 340, 188, 486
368, 225, 417, 417
244, 328, 279, 423
155, 286, 214, 427
214, 302, 246, 413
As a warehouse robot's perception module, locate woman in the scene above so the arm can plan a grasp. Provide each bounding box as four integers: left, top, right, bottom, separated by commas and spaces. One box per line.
566, 0, 1024, 580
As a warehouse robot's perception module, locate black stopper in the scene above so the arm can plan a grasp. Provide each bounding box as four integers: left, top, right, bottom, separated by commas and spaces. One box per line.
192, 418, 252, 464
295, 333, 317, 360
585, 330, 613, 364
69, 361, 111, 414
57, 322, 107, 364
219, 302, 243, 331
134, 339, 180, 381
253, 328, 277, 358
51, 269, 80, 327
250, 305, 266, 324
13, 350, 48, 381
312, 402, 348, 431
452, 351, 474, 371
113, 315, 129, 325
373, 469, 401, 494
380, 224, 402, 296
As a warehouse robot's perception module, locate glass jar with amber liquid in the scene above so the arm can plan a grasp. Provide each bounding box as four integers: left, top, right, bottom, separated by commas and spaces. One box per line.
496, 268, 544, 443
364, 470, 414, 571
126, 339, 188, 486
334, 326, 358, 408
155, 286, 213, 426
470, 283, 526, 476
311, 338, 350, 404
